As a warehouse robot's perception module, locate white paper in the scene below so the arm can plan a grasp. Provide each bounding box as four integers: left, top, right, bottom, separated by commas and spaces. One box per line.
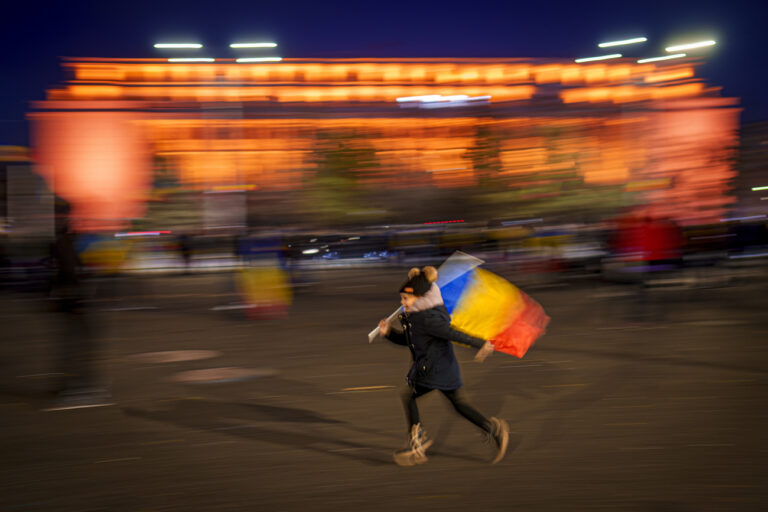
368, 307, 403, 343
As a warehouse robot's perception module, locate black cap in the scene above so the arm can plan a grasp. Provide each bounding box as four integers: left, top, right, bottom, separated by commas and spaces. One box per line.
399, 272, 431, 296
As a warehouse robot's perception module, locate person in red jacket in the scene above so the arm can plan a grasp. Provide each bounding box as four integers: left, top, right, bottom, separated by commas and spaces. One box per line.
642, 216, 683, 267
378, 266, 509, 466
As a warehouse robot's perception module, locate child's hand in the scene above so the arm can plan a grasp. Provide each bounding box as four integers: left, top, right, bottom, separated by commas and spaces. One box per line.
378, 319, 391, 336
474, 341, 494, 363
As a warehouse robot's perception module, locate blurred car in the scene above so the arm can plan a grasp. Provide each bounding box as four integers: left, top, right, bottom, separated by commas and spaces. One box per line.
285, 234, 392, 262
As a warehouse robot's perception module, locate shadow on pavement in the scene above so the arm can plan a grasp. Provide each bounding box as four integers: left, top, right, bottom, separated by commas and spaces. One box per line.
429, 431, 523, 464
123, 398, 394, 466
535, 345, 768, 375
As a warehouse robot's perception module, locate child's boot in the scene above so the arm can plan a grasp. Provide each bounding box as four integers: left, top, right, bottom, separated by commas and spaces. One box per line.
393, 423, 433, 466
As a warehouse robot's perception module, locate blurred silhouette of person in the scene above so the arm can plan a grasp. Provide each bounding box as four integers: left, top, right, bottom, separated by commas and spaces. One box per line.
233, 230, 292, 319
729, 219, 768, 255
642, 216, 683, 269
609, 212, 644, 262
632, 215, 684, 322
233, 231, 245, 264
0, 235, 9, 266
178, 233, 193, 273
0, 234, 10, 286
378, 266, 508, 466
46, 198, 112, 410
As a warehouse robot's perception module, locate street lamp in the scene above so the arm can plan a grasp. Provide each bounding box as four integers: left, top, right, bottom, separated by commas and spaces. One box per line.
665, 40, 716, 52
575, 53, 622, 63
230, 42, 277, 48
235, 57, 283, 63
637, 54, 686, 63
154, 43, 203, 49
167, 58, 215, 62
598, 37, 647, 48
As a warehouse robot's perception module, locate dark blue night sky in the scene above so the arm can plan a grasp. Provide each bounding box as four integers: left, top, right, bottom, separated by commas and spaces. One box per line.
1, 0, 766, 144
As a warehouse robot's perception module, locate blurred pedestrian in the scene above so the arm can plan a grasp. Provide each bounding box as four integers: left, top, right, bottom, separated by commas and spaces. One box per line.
378, 266, 509, 466
46, 198, 112, 410
642, 216, 683, 269
178, 233, 193, 273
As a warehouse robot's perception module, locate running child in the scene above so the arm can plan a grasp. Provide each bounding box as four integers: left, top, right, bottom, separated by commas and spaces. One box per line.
378, 266, 509, 466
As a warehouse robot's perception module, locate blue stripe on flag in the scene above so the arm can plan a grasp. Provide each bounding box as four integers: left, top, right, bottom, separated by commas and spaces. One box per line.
440, 269, 472, 314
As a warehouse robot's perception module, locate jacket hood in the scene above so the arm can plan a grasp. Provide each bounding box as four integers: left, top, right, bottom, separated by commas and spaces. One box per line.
407, 283, 444, 313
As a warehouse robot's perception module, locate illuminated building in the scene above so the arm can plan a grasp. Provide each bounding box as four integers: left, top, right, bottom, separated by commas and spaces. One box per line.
734, 122, 768, 217
29, 57, 739, 229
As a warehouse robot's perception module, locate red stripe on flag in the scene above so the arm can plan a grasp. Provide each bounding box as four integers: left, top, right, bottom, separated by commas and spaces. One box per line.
491, 292, 550, 358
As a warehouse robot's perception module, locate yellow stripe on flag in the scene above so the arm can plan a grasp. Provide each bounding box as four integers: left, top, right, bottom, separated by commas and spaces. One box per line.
450, 269, 525, 341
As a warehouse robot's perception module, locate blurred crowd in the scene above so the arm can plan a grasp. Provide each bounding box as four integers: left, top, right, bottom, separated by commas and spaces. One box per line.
2, 211, 766, 294
1, 202, 766, 410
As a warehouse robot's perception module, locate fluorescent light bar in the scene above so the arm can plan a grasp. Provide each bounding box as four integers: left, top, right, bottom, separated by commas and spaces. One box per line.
230, 42, 277, 48
598, 37, 647, 48
720, 214, 766, 222
423, 94, 469, 102
752, 186, 768, 191
396, 94, 490, 104
665, 40, 716, 52
236, 57, 283, 63
154, 43, 202, 49
115, 231, 172, 238
729, 252, 768, 259
637, 53, 687, 63
575, 53, 622, 63
168, 58, 215, 62
397, 95, 442, 102
502, 219, 543, 226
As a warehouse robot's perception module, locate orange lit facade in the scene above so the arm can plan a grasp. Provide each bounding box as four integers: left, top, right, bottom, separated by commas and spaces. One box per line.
30, 57, 739, 228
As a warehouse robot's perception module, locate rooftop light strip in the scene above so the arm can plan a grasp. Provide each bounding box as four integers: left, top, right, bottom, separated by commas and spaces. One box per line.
230, 42, 277, 48
665, 40, 716, 52
236, 57, 283, 63
598, 37, 647, 48
154, 43, 203, 49
637, 53, 687, 63
575, 54, 622, 63
168, 58, 215, 62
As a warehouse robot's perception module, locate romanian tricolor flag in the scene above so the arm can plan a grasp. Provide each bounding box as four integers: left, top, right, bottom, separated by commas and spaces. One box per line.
440, 265, 549, 358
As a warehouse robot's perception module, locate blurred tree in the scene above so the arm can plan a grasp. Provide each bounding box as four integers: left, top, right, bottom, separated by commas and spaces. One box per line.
467, 121, 503, 191
471, 123, 634, 222
151, 154, 179, 191
301, 130, 387, 227
139, 155, 201, 230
